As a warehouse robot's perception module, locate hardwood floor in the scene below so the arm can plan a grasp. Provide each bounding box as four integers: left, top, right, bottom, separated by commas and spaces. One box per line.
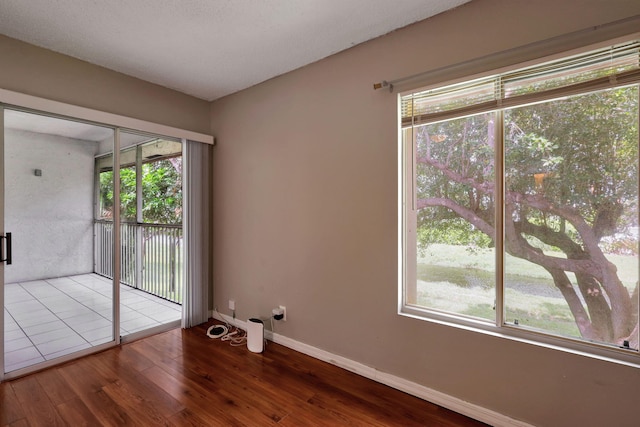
2, 321, 488, 426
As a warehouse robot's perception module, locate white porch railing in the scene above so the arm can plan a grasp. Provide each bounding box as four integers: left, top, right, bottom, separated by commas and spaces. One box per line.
94, 220, 183, 304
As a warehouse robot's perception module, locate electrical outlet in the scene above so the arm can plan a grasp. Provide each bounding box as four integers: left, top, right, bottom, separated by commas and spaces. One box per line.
279, 305, 287, 321
228, 300, 235, 311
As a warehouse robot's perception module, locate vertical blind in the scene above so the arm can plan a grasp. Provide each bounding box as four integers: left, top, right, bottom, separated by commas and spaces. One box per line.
182, 140, 211, 328
402, 40, 640, 127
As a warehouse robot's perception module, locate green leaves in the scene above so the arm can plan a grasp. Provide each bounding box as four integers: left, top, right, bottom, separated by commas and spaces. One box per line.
98, 158, 182, 224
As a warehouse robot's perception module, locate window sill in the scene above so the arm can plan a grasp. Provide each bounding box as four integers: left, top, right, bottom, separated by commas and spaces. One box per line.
400, 305, 640, 369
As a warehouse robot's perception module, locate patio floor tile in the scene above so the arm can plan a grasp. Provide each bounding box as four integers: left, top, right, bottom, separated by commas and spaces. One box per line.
4, 273, 181, 374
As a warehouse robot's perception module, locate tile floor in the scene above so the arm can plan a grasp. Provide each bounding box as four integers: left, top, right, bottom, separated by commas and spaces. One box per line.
3, 273, 181, 373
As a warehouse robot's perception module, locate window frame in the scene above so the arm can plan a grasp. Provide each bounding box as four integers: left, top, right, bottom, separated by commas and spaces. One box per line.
398, 37, 640, 367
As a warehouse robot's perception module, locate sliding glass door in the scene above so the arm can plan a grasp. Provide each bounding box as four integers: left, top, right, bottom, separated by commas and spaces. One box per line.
96, 131, 183, 340
0, 94, 209, 381
2, 108, 117, 376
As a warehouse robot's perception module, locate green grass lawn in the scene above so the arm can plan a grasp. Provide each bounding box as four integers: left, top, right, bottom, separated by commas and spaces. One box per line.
415, 244, 638, 339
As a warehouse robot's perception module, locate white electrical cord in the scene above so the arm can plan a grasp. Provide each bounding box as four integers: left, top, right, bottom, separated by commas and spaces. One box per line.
222, 328, 248, 346
208, 308, 278, 349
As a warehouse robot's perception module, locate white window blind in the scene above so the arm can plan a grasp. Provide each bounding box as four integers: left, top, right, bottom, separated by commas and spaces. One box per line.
402, 40, 640, 127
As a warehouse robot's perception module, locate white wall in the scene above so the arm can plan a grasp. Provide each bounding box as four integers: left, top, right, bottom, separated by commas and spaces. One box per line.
4, 129, 96, 282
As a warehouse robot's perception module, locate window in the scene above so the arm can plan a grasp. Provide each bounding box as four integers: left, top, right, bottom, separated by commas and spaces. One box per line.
94, 137, 184, 299
96, 139, 183, 224
400, 40, 640, 360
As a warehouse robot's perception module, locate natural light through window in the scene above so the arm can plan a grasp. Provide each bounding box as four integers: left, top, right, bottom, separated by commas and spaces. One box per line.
400, 40, 640, 359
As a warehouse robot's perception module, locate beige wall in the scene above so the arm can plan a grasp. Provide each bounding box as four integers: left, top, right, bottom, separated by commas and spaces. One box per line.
0, 35, 210, 134
210, 1, 640, 426
3, 0, 639, 425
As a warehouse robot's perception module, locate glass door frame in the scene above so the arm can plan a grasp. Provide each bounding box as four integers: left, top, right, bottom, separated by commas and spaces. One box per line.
0, 88, 212, 381
0, 105, 5, 381
1, 107, 120, 380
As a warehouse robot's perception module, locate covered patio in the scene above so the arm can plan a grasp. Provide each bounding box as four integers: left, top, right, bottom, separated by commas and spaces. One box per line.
3, 273, 181, 372
1, 104, 219, 380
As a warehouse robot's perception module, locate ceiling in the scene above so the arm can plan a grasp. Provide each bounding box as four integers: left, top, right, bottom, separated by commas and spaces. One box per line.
4, 110, 114, 142
4, 109, 164, 151
0, 0, 470, 102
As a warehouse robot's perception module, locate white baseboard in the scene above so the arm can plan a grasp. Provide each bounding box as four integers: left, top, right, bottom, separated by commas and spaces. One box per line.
210, 311, 532, 427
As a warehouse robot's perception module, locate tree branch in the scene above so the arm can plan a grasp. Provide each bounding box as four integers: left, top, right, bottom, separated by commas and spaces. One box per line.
504, 204, 605, 282
545, 267, 598, 339
508, 192, 634, 338
417, 197, 494, 238
515, 220, 584, 257
508, 192, 604, 261
416, 155, 494, 195
516, 216, 615, 341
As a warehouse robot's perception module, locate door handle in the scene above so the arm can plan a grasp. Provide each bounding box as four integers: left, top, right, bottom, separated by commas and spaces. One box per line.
0, 232, 11, 265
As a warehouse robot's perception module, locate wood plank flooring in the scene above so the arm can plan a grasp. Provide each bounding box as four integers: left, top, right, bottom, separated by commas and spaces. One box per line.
2, 321, 488, 426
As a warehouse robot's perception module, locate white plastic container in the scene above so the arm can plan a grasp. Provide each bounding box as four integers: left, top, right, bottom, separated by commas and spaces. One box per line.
246, 318, 264, 353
